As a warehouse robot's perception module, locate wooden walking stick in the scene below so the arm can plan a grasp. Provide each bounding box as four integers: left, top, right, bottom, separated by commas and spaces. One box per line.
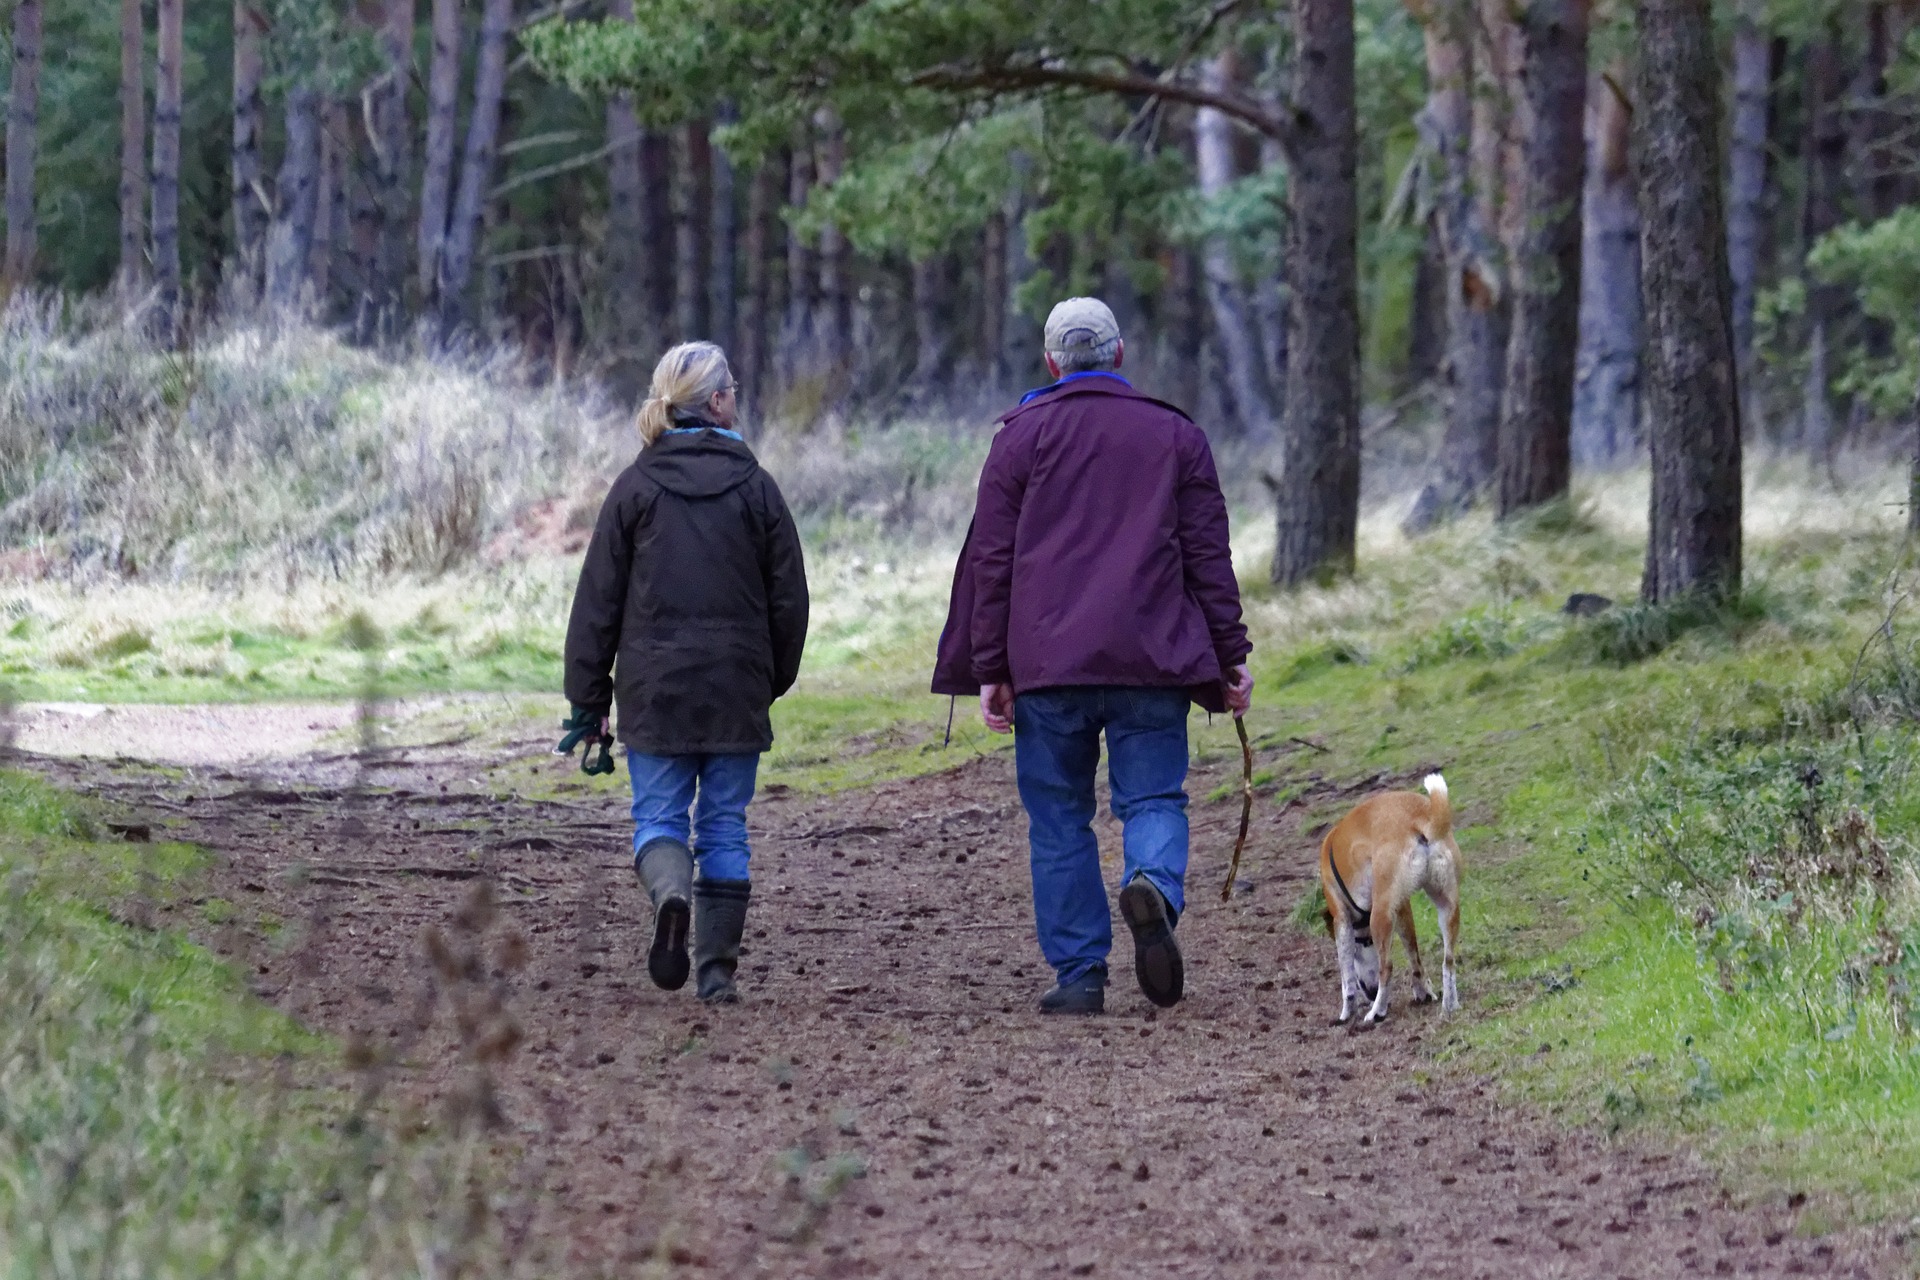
1221, 717, 1254, 901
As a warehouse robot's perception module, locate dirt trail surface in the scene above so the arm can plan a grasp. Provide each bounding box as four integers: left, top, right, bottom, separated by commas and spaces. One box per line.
25, 735, 1908, 1279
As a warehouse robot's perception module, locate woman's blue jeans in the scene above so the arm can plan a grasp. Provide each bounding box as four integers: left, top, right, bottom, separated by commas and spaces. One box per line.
1012, 686, 1191, 986
628, 752, 760, 883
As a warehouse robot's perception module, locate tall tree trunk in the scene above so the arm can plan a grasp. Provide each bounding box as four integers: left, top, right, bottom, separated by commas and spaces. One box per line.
1002, 154, 1042, 390
118, 0, 146, 289
1406, 216, 1446, 385
1635, 0, 1742, 603
1253, 129, 1289, 407
640, 129, 673, 344
982, 211, 1007, 393
311, 99, 349, 304
151, 0, 184, 341
1847, 5, 1897, 222
265, 89, 323, 307
1571, 71, 1640, 465
437, 0, 512, 336
231, 3, 267, 303
417, 0, 461, 301
1165, 245, 1204, 416
604, 91, 647, 360
1725, 0, 1770, 396
711, 105, 738, 357
1494, 0, 1587, 517
1271, 0, 1360, 586
1801, 33, 1846, 463
362, 0, 416, 340
1404, 0, 1503, 530
673, 120, 712, 339
909, 254, 946, 396
1197, 52, 1278, 439
738, 157, 774, 426
5, 0, 42, 289
782, 126, 817, 384
815, 111, 851, 380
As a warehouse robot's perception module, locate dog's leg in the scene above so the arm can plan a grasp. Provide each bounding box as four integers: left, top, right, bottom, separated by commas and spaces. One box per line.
1398, 901, 1434, 1004
1333, 916, 1358, 1025
1362, 899, 1393, 1025
1431, 886, 1461, 1013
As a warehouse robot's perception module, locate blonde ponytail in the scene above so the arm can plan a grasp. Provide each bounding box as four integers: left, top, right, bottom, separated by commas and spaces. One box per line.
636, 341, 733, 446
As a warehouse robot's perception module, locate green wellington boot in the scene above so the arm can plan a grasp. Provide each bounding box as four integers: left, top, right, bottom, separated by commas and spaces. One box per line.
692, 879, 751, 1004
635, 838, 694, 991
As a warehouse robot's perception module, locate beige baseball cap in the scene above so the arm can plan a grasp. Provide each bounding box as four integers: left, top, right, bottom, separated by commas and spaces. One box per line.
1043, 297, 1121, 352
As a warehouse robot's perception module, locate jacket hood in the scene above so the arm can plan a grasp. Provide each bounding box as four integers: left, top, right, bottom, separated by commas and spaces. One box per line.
636, 427, 759, 498
997, 376, 1193, 428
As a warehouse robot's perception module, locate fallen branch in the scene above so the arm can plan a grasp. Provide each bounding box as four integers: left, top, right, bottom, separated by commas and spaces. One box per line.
1221, 717, 1255, 901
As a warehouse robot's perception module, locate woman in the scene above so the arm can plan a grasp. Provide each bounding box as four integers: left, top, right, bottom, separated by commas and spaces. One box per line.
562, 341, 809, 1004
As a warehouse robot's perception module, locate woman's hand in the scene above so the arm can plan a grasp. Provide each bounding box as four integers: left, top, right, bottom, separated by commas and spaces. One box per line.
980, 683, 1015, 734
1225, 664, 1254, 718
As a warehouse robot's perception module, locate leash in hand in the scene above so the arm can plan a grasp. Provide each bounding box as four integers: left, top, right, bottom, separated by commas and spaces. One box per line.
555, 705, 617, 776
1220, 716, 1254, 901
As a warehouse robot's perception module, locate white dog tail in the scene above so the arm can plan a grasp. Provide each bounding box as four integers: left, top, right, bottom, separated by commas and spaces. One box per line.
1423, 773, 1452, 841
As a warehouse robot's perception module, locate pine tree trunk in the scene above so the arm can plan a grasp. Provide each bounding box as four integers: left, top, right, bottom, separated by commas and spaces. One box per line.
1197, 52, 1277, 439
1571, 71, 1641, 465
1404, 0, 1503, 531
362, 0, 416, 340
1725, 0, 1770, 393
417, 0, 461, 301
604, 90, 647, 358
640, 129, 673, 344
437, 0, 512, 336
815, 110, 851, 380
265, 89, 323, 308
909, 254, 946, 395
5, 0, 43, 289
1271, 0, 1360, 587
711, 105, 738, 356
1494, 0, 1587, 518
231, 3, 267, 303
674, 120, 712, 339
738, 157, 773, 425
1253, 130, 1288, 407
1406, 216, 1445, 385
782, 126, 817, 385
1802, 33, 1846, 463
311, 100, 348, 304
151, 0, 184, 341
1636, 0, 1742, 604
982, 211, 1007, 393
118, 0, 146, 289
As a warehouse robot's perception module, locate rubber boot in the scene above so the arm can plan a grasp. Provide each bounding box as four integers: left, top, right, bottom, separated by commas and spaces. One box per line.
635, 837, 693, 991
692, 879, 751, 1004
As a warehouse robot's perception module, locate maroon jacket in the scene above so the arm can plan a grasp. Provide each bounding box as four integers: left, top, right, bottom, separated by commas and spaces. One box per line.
931, 377, 1250, 713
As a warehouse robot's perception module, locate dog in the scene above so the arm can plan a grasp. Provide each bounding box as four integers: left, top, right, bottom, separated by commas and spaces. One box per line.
1316, 773, 1461, 1026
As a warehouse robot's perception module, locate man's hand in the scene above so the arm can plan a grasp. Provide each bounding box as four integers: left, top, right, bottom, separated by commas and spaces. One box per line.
980, 683, 1015, 734
1224, 664, 1254, 718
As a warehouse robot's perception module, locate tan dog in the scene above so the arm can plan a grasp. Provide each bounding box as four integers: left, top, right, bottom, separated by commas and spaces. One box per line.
1316, 774, 1462, 1026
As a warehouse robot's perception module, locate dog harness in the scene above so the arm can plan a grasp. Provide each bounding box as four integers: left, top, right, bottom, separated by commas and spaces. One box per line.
1328, 857, 1371, 947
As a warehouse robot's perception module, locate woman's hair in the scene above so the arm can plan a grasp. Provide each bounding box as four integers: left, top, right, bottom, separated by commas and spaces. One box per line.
636, 341, 733, 445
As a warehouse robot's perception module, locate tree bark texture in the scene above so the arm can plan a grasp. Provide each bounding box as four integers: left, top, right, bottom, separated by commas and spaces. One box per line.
738, 156, 774, 424
311, 100, 350, 303
711, 106, 738, 357
909, 254, 947, 394
640, 129, 673, 348
438, 0, 512, 335
151, 0, 184, 341
118, 0, 146, 288
673, 120, 712, 340
982, 211, 1007, 391
604, 90, 648, 359
265, 89, 323, 308
231, 4, 269, 303
362, 0, 416, 339
1197, 52, 1278, 439
1725, 0, 1770, 391
417, 0, 462, 301
1271, 0, 1360, 587
782, 126, 817, 383
1635, 0, 1742, 604
1571, 71, 1640, 465
1406, 216, 1445, 385
1801, 33, 1846, 460
1494, 0, 1587, 518
6, 0, 42, 288
1254, 130, 1288, 407
815, 111, 851, 379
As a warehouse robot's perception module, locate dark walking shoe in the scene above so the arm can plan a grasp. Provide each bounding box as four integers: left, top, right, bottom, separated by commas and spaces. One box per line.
693, 879, 751, 1004
1038, 970, 1106, 1016
635, 838, 693, 991
1119, 877, 1184, 1008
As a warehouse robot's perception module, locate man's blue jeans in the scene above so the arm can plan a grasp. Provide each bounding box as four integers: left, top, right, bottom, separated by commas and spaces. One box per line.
628, 752, 760, 882
1013, 686, 1191, 986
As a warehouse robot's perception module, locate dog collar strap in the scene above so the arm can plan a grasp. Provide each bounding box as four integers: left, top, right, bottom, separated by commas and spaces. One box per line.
1328, 857, 1369, 932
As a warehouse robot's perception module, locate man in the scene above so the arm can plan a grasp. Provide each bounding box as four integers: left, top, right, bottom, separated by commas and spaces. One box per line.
933, 297, 1253, 1015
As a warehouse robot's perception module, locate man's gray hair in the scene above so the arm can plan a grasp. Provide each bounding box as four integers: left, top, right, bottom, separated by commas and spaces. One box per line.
1048, 333, 1123, 374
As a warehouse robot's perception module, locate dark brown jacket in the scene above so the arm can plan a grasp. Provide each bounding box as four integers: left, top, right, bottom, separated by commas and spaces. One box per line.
565, 426, 808, 756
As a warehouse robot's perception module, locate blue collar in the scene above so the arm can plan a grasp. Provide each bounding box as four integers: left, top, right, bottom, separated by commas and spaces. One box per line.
665, 424, 744, 441
1018, 370, 1131, 406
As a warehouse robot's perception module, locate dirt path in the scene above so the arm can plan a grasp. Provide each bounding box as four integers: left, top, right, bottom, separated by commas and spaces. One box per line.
26, 741, 1907, 1278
